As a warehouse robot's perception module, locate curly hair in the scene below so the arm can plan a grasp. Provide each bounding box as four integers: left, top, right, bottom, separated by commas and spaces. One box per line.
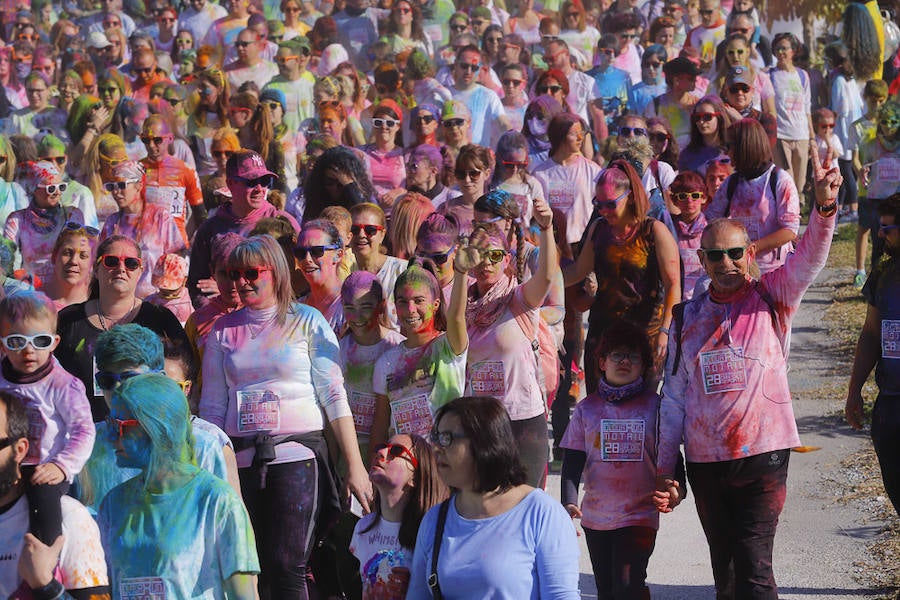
841, 3, 881, 81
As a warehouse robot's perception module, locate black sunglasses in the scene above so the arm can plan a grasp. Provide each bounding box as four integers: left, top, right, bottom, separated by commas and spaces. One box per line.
232, 175, 275, 189
99, 254, 142, 271
294, 243, 341, 260
416, 244, 456, 265
700, 247, 746, 262
537, 84, 562, 94
141, 136, 166, 145
226, 266, 272, 281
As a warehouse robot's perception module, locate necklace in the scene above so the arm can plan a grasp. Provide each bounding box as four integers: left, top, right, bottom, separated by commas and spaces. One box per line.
97, 298, 137, 331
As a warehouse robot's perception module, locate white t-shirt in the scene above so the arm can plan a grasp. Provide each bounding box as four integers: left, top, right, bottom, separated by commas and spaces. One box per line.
0, 495, 108, 597
771, 68, 812, 141
350, 513, 413, 599
532, 155, 603, 243
450, 85, 507, 148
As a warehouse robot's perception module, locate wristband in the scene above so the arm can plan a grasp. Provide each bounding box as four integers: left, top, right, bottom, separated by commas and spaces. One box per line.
659, 327, 670, 335
815, 201, 838, 216
31, 579, 65, 600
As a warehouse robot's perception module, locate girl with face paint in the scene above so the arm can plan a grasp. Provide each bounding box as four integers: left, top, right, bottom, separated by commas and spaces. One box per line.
369, 255, 470, 454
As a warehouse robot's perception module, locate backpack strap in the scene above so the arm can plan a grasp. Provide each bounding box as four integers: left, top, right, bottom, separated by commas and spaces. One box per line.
510, 289, 546, 398
724, 173, 739, 216
653, 95, 661, 115
428, 498, 451, 600
650, 159, 661, 191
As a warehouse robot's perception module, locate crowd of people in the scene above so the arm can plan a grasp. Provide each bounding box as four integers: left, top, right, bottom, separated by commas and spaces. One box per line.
0, 0, 895, 597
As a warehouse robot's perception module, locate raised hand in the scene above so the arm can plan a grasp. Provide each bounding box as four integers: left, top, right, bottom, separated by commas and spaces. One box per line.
453, 235, 482, 274
809, 142, 843, 208
533, 196, 553, 232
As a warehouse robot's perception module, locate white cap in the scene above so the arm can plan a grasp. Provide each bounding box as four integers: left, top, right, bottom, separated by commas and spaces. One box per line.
86, 31, 112, 49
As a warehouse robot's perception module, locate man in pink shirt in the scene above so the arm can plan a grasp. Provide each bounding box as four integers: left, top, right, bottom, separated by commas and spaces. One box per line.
656, 153, 842, 599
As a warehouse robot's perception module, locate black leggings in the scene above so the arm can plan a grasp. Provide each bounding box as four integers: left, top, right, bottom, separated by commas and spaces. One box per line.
583, 526, 656, 600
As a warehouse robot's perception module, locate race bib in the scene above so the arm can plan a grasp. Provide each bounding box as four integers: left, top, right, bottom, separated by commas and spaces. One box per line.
424, 23, 443, 43
236, 390, 281, 433
350, 391, 376, 435
879, 157, 900, 182
882, 319, 900, 359
547, 184, 574, 210
597, 419, 645, 461
470, 361, 505, 396
120, 577, 166, 600
700, 347, 747, 394
391, 394, 433, 436
144, 185, 186, 218
24, 405, 45, 464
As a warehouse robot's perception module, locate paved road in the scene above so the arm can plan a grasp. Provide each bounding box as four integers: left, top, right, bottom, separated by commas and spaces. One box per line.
547, 268, 893, 599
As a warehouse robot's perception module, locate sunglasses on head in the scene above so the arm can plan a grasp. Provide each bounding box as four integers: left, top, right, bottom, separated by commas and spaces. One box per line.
102, 179, 140, 192
351, 223, 385, 237
454, 168, 481, 181
443, 118, 465, 128
39, 182, 67, 194
416, 244, 456, 265
232, 175, 275, 189
593, 190, 629, 210
537, 84, 562, 94
619, 126, 647, 137
293, 244, 341, 260
1, 333, 55, 352
141, 136, 166, 145
40, 156, 66, 166
372, 442, 418, 468
99, 254, 142, 271
226, 266, 272, 281
64, 221, 100, 237
693, 112, 720, 123
372, 117, 399, 129
672, 191, 705, 202
700, 246, 746, 262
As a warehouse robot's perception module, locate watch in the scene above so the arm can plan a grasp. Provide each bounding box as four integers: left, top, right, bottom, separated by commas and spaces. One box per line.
816, 201, 838, 216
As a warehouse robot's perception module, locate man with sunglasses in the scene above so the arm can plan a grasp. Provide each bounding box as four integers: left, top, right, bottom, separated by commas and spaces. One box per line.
83, 0, 136, 37
656, 151, 842, 599
0, 390, 111, 600
846, 194, 900, 517
449, 44, 510, 148
684, 0, 726, 71
405, 144, 458, 208
544, 39, 596, 122
188, 150, 299, 305
264, 38, 315, 133
224, 27, 278, 92
139, 115, 206, 248
129, 48, 172, 103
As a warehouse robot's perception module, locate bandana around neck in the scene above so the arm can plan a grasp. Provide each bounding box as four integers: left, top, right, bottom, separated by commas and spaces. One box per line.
597, 375, 645, 403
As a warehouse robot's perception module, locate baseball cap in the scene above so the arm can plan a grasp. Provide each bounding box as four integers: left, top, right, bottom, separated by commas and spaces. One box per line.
152, 254, 188, 291
442, 100, 470, 120
226, 150, 277, 179
87, 31, 112, 49
726, 66, 753, 87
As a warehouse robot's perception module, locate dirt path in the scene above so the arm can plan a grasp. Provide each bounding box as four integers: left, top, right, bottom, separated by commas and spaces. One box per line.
547, 267, 895, 599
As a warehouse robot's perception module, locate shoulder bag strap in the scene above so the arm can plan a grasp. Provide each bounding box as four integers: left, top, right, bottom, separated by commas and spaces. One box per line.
428, 498, 452, 599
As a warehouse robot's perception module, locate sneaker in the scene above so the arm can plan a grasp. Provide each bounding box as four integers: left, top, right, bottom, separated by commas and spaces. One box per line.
839, 211, 859, 224
854, 270, 866, 289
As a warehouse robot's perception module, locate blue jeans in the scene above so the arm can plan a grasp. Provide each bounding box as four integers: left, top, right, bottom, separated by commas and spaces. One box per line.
240, 458, 319, 600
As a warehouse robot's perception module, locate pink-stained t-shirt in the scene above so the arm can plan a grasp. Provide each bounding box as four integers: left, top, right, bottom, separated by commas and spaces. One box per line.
99, 203, 186, 298
301, 292, 345, 336
675, 213, 708, 301
705, 164, 800, 275
4, 206, 85, 285
361, 144, 406, 200
560, 387, 660, 531
199, 303, 352, 468
0, 357, 96, 481
658, 209, 836, 474
339, 330, 405, 438
145, 287, 194, 325
465, 288, 546, 421
532, 155, 603, 244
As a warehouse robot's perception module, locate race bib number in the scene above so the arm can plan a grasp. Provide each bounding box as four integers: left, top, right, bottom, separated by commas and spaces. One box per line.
144, 185, 186, 218
350, 391, 376, 435
236, 390, 280, 433
547, 184, 574, 210
391, 394, 433, 436
598, 419, 645, 461
882, 320, 900, 359
24, 405, 45, 464
470, 361, 505, 396
120, 577, 166, 599
700, 347, 747, 394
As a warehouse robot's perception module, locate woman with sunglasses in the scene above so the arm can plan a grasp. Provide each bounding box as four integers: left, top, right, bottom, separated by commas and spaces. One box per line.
407, 395, 579, 599
296, 218, 347, 334
629, 44, 668, 116
414, 212, 460, 303
558, 0, 600, 63
463, 193, 559, 487
188, 68, 231, 178
44, 224, 96, 309
200, 234, 373, 599
677, 95, 733, 173
563, 159, 680, 388
98, 160, 185, 298
56, 234, 187, 420
381, 0, 434, 60
4, 161, 86, 286
436, 144, 492, 238
350, 203, 406, 329
361, 101, 407, 217
706, 118, 800, 276
720, 66, 777, 149
351, 433, 447, 599
647, 117, 679, 170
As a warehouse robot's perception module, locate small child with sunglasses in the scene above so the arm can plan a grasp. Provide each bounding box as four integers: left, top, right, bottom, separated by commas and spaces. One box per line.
560, 320, 670, 599
670, 171, 709, 300
0, 291, 95, 545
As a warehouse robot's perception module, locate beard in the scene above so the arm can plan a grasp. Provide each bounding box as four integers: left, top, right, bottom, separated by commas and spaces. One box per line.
0, 453, 21, 499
